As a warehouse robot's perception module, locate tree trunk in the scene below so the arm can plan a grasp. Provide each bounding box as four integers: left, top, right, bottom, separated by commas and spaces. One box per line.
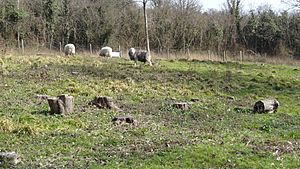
50, 33, 53, 50
73, 27, 76, 43
143, 1, 151, 58
17, 32, 20, 49
199, 29, 203, 50
17, 0, 20, 49
59, 42, 62, 53
21, 39, 24, 54
253, 99, 280, 113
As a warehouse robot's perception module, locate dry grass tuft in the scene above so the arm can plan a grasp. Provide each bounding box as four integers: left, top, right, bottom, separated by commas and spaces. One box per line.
0, 118, 15, 133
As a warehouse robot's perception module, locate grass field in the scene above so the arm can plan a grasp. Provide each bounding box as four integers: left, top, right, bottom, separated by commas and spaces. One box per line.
0, 54, 299, 168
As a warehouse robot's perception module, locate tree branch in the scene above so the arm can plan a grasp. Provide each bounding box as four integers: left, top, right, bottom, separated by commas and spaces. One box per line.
281, 0, 300, 9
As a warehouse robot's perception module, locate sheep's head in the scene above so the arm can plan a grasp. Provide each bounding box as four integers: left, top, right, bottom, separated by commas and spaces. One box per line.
67, 48, 73, 54
128, 48, 136, 56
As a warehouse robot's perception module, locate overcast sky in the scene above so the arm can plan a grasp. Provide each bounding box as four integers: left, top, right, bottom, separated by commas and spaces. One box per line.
201, 0, 290, 12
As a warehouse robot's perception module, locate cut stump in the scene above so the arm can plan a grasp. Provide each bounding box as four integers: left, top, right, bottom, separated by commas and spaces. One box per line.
0, 152, 21, 166
191, 98, 200, 102
47, 94, 74, 115
173, 102, 189, 110
35, 94, 49, 105
112, 115, 134, 125
35, 95, 49, 100
253, 99, 279, 113
90, 96, 122, 112
58, 94, 74, 113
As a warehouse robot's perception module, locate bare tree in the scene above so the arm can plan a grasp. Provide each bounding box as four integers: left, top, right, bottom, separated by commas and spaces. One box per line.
116, 0, 151, 56
282, 0, 300, 8
151, 0, 174, 52
143, 0, 151, 57
172, 0, 201, 52
17, 0, 20, 49
224, 0, 242, 51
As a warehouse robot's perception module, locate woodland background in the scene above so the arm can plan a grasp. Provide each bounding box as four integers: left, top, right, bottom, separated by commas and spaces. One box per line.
0, 0, 299, 58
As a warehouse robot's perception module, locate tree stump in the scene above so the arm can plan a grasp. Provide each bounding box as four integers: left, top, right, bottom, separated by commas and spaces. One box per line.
58, 94, 74, 113
47, 94, 74, 115
35, 95, 49, 100
173, 102, 189, 110
253, 99, 280, 113
112, 115, 135, 125
0, 152, 21, 166
191, 98, 200, 102
35, 95, 49, 105
90, 96, 122, 112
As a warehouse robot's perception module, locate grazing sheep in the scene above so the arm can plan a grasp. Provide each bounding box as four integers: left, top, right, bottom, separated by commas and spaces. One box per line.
128, 48, 152, 66
99, 46, 113, 57
64, 44, 75, 56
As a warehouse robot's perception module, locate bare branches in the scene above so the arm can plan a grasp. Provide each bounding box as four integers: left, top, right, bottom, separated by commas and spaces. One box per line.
281, 0, 300, 8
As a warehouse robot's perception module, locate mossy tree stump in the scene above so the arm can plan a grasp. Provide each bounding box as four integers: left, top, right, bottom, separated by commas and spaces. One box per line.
173, 102, 189, 110
253, 99, 279, 113
47, 94, 74, 115
0, 152, 21, 166
112, 115, 135, 125
191, 98, 200, 102
90, 96, 122, 112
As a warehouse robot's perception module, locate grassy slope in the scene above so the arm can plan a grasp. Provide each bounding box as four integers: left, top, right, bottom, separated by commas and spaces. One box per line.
0, 55, 299, 168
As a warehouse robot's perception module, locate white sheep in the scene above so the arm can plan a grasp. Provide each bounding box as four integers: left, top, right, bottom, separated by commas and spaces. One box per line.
99, 46, 113, 57
128, 48, 152, 66
64, 44, 75, 56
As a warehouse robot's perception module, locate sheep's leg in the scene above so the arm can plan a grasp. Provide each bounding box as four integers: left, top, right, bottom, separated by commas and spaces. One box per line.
147, 59, 153, 66
134, 57, 138, 66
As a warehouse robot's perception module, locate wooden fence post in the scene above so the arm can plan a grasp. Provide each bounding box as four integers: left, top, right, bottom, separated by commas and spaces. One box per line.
223, 50, 226, 62
240, 51, 243, 62
21, 39, 24, 54
118, 45, 122, 57
59, 42, 62, 53
90, 43, 92, 55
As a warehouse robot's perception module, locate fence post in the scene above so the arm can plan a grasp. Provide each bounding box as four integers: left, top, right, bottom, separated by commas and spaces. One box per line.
59, 42, 62, 53
240, 51, 243, 62
223, 50, 226, 62
119, 45, 122, 57
90, 44, 92, 55
208, 50, 211, 61
21, 39, 24, 54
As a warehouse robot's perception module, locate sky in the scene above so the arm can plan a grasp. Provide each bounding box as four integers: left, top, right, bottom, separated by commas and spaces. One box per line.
201, 0, 291, 12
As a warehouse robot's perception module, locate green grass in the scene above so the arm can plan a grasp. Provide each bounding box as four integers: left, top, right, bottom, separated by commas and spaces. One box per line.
0, 54, 299, 168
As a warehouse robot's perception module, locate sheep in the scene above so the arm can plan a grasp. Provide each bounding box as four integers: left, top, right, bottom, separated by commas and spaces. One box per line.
128, 48, 152, 66
99, 46, 113, 57
64, 44, 75, 56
